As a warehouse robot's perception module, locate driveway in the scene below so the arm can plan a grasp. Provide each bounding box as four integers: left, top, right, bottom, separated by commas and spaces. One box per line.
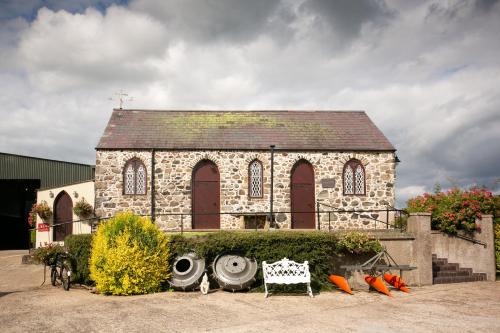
1, 250, 499, 332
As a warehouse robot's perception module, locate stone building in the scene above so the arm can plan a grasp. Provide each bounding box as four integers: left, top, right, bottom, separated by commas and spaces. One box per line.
95, 110, 397, 231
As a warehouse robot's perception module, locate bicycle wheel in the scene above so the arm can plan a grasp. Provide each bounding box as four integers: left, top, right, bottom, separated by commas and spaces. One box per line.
61, 265, 71, 291
50, 267, 57, 286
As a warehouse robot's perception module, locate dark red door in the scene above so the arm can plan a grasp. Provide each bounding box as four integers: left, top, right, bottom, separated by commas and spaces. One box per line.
54, 191, 73, 241
291, 160, 315, 229
192, 160, 220, 229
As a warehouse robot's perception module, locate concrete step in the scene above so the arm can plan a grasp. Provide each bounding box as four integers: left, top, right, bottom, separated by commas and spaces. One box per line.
434, 270, 472, 278
433, 273, 487, 284
432, 258, 448, 266
432, 254, 487, 284
433, 263, 459, 272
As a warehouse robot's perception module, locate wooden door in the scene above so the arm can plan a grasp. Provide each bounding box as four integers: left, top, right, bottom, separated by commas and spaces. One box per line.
192, 160, 220, 229
291, 160, 315, 229
54, 191, 73, 241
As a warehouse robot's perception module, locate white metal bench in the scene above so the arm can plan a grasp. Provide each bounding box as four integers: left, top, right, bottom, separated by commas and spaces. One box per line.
262, 258, 313, 297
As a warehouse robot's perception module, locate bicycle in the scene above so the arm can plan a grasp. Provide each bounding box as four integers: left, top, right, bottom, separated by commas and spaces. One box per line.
50, 252, 72, 291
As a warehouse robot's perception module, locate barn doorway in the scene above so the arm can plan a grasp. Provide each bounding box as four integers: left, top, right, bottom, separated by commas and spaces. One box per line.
192, 160, 220, 229
291, 160, 315, 229
53, 191, 73, 242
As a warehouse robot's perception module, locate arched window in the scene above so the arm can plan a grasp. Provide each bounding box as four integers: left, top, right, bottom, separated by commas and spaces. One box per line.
343, 159, 365, 195
249, 160, 263, 198
123, 158, 147, 195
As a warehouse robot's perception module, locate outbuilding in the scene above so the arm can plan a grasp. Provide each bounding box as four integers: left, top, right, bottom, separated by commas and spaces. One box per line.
0, 152, 94, 249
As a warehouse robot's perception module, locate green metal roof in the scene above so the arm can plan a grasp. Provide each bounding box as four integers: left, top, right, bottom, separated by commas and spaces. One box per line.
0, 152, 95, 189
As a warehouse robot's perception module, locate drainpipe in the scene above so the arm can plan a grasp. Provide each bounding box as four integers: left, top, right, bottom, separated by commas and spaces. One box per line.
151, 148, 156, 223
269, 145, 275, 227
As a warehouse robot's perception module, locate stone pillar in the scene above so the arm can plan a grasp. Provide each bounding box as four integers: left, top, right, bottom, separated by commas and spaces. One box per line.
407, 213, 433, 286
476, 215, 496, 281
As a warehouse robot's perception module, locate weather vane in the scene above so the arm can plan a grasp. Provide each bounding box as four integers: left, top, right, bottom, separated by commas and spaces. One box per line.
109, 89, 133, 109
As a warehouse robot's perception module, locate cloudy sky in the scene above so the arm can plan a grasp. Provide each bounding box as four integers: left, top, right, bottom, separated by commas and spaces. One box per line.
1, 0, 499, 206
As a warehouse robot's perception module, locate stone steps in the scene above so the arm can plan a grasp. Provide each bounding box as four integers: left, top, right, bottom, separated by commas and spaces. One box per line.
432, 254, 487, 284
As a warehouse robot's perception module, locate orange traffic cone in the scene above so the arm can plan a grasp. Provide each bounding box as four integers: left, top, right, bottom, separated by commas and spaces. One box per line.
328, 275, 353, 295
364, 275, 392, 297
383, 273, 410, 293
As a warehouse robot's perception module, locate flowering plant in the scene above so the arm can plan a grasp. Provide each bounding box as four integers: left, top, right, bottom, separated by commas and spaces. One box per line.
73, 198, 93, 218
32, 243, 64, 265
407, 187, 495, 234
29, 201, 52, 223
28, 204, 38, 227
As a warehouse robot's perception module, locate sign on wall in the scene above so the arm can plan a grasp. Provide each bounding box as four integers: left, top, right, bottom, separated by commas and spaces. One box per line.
321, 178, 336, 188
37, 223, 49, 232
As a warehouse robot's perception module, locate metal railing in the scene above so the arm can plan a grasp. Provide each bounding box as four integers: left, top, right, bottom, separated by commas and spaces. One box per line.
32, 205, 408, 244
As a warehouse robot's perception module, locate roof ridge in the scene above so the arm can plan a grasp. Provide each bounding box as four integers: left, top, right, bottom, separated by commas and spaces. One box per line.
114, 109, 366, 113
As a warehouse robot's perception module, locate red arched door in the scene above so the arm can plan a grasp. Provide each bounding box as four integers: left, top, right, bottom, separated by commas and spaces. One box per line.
291, 160, 315, 229
54, 191, 73, 241
192, 160, 220, 229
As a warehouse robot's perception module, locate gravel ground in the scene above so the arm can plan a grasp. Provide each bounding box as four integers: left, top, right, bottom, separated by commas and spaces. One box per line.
1, 250, 499, 333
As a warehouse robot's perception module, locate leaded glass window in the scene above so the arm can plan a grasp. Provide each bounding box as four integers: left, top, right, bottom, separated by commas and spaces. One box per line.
344, 167, 354, 195
125, 165, 135, 194
355, 165, 364, 194
343, 159, 365, 195
123, 158, 147, 195
136, 165, 146, 194
249, 160, 263, 198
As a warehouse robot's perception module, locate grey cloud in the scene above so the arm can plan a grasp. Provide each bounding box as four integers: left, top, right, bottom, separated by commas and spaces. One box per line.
299, 0, 395, 41
130, 0, 282, 43
426, 0, 500, 21
474, 0, 500, 11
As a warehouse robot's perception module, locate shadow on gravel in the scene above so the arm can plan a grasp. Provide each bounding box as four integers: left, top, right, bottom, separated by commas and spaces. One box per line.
0, 291, 18, 298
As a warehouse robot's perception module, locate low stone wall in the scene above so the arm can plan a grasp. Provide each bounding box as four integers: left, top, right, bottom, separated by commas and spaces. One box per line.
431, 215, 495, 281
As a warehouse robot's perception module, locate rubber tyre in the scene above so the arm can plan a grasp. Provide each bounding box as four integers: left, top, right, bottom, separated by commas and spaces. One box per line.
50, 268, 57, 286
61, 265, 71, 291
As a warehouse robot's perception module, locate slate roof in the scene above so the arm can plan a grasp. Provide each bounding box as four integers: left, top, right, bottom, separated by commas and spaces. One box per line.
96, 109, 395, 151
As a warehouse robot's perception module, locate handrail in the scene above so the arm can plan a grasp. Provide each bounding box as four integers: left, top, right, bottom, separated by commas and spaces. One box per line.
451, 233, 487, 248
35, 207, 409, 235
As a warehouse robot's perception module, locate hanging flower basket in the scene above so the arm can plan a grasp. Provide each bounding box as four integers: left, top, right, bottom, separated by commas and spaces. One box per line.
31, 201, 53, 224
73, 198, 93, 219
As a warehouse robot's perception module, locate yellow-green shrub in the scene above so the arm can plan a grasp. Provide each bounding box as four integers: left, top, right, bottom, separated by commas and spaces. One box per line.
89, 212, 170, 295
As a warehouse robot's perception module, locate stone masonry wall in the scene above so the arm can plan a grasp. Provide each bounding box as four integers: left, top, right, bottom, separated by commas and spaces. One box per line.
95, 150, 396, 231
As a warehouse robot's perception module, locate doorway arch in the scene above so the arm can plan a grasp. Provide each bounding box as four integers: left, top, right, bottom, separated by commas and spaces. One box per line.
192, 160, 220, 229
290, 160, 315, 229
53, 191, 73, 241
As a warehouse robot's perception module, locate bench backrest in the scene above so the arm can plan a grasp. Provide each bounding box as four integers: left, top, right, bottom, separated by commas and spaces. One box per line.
262, 258, 311, 284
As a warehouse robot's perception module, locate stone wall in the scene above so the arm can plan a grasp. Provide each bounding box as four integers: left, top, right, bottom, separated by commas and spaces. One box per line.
95, 150, 396, 231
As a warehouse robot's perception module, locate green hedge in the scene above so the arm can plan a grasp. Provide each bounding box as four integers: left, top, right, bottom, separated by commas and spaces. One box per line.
58, 230, 382, 291
65, 234, 94, 285
170, 231, 381, 292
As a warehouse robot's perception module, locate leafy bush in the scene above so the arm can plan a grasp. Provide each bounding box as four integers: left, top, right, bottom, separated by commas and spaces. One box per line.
32, 243, 64, 265
73, 198, 93, 219
89, 212, 170, 295
338, 231, 383, 254
65, 234, 93, 285
407, 188, 495, 234
169, 231, 381, 292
